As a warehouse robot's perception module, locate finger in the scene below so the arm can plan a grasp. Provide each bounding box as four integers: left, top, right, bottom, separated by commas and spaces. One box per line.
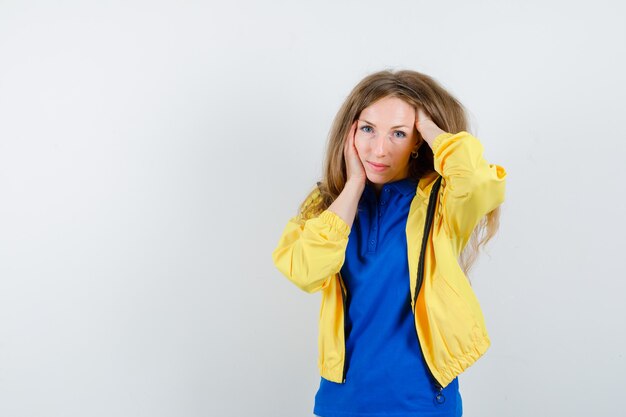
345, 121, 357, 152
350, 120, 357, 146
344, 124, 354, 161
415, 108, 424, 123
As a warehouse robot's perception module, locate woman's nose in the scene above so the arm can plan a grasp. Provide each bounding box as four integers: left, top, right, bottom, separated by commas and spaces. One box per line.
374, 134, 388, 156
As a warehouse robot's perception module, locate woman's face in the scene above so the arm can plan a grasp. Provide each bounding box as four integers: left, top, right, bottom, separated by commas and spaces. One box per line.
354, 96, 421, 188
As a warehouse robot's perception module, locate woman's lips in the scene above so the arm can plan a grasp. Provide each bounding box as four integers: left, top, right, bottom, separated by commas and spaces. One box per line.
367, 161, 389, 172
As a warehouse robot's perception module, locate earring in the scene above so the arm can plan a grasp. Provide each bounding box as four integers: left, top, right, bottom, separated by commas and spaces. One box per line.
411, 149, 419, 159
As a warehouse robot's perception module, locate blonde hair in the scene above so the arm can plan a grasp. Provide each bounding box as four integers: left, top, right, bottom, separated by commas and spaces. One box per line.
298, 69, 501, 279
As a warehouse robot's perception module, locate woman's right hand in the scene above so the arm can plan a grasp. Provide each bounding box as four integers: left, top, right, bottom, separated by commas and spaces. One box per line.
328, 121, 366, 229
343, 120, 367, 185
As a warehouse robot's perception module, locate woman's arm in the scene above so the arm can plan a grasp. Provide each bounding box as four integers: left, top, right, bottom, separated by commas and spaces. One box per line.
272, 180, 364, 294
272, 187, 354, 294
416, 115, 507, 242
327, 179, 365, 229
416, 118, 446, 148
272, 121, 366, 293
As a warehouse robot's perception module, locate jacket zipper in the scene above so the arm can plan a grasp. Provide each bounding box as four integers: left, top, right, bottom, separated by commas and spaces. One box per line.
338, 271, 348, 383
412, 175, 446, 404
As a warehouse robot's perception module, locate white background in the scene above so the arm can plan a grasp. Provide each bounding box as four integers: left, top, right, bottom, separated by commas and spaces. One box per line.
1, 1, 625, 416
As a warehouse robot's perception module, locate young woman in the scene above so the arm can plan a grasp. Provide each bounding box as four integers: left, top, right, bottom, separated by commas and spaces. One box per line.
272, 69, 507, 417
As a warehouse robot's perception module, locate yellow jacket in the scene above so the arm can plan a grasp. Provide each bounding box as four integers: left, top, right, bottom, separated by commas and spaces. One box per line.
272, 131, 507, 388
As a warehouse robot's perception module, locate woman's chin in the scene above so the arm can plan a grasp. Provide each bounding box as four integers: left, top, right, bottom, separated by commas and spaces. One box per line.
366, 173, 388, 184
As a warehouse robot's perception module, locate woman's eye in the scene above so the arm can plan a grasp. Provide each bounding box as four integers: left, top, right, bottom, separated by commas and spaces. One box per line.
360, 125, 373, 134
393, 131, 406, 138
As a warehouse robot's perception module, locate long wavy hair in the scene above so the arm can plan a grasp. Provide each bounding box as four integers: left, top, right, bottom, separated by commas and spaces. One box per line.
298, 69, 501, 279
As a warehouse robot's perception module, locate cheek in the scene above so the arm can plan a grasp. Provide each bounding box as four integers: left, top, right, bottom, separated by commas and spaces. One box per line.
402, 140, 418, 155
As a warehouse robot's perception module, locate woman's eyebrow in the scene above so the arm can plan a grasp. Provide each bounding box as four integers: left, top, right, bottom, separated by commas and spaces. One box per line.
358, 119, 410, 129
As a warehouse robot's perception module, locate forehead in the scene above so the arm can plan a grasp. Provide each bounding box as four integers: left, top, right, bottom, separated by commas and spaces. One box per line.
360, 96, 415, 123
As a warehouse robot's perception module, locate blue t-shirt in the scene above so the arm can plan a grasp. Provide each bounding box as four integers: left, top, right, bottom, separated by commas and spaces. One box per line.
313, 177, 462, 417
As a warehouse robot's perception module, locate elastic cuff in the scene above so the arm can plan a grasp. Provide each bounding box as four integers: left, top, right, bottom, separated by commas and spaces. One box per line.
319, 210, 351, 238
431, 131, 456, 153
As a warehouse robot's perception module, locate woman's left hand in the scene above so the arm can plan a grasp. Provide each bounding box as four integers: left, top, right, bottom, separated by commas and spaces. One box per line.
415, 107, 446, 148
